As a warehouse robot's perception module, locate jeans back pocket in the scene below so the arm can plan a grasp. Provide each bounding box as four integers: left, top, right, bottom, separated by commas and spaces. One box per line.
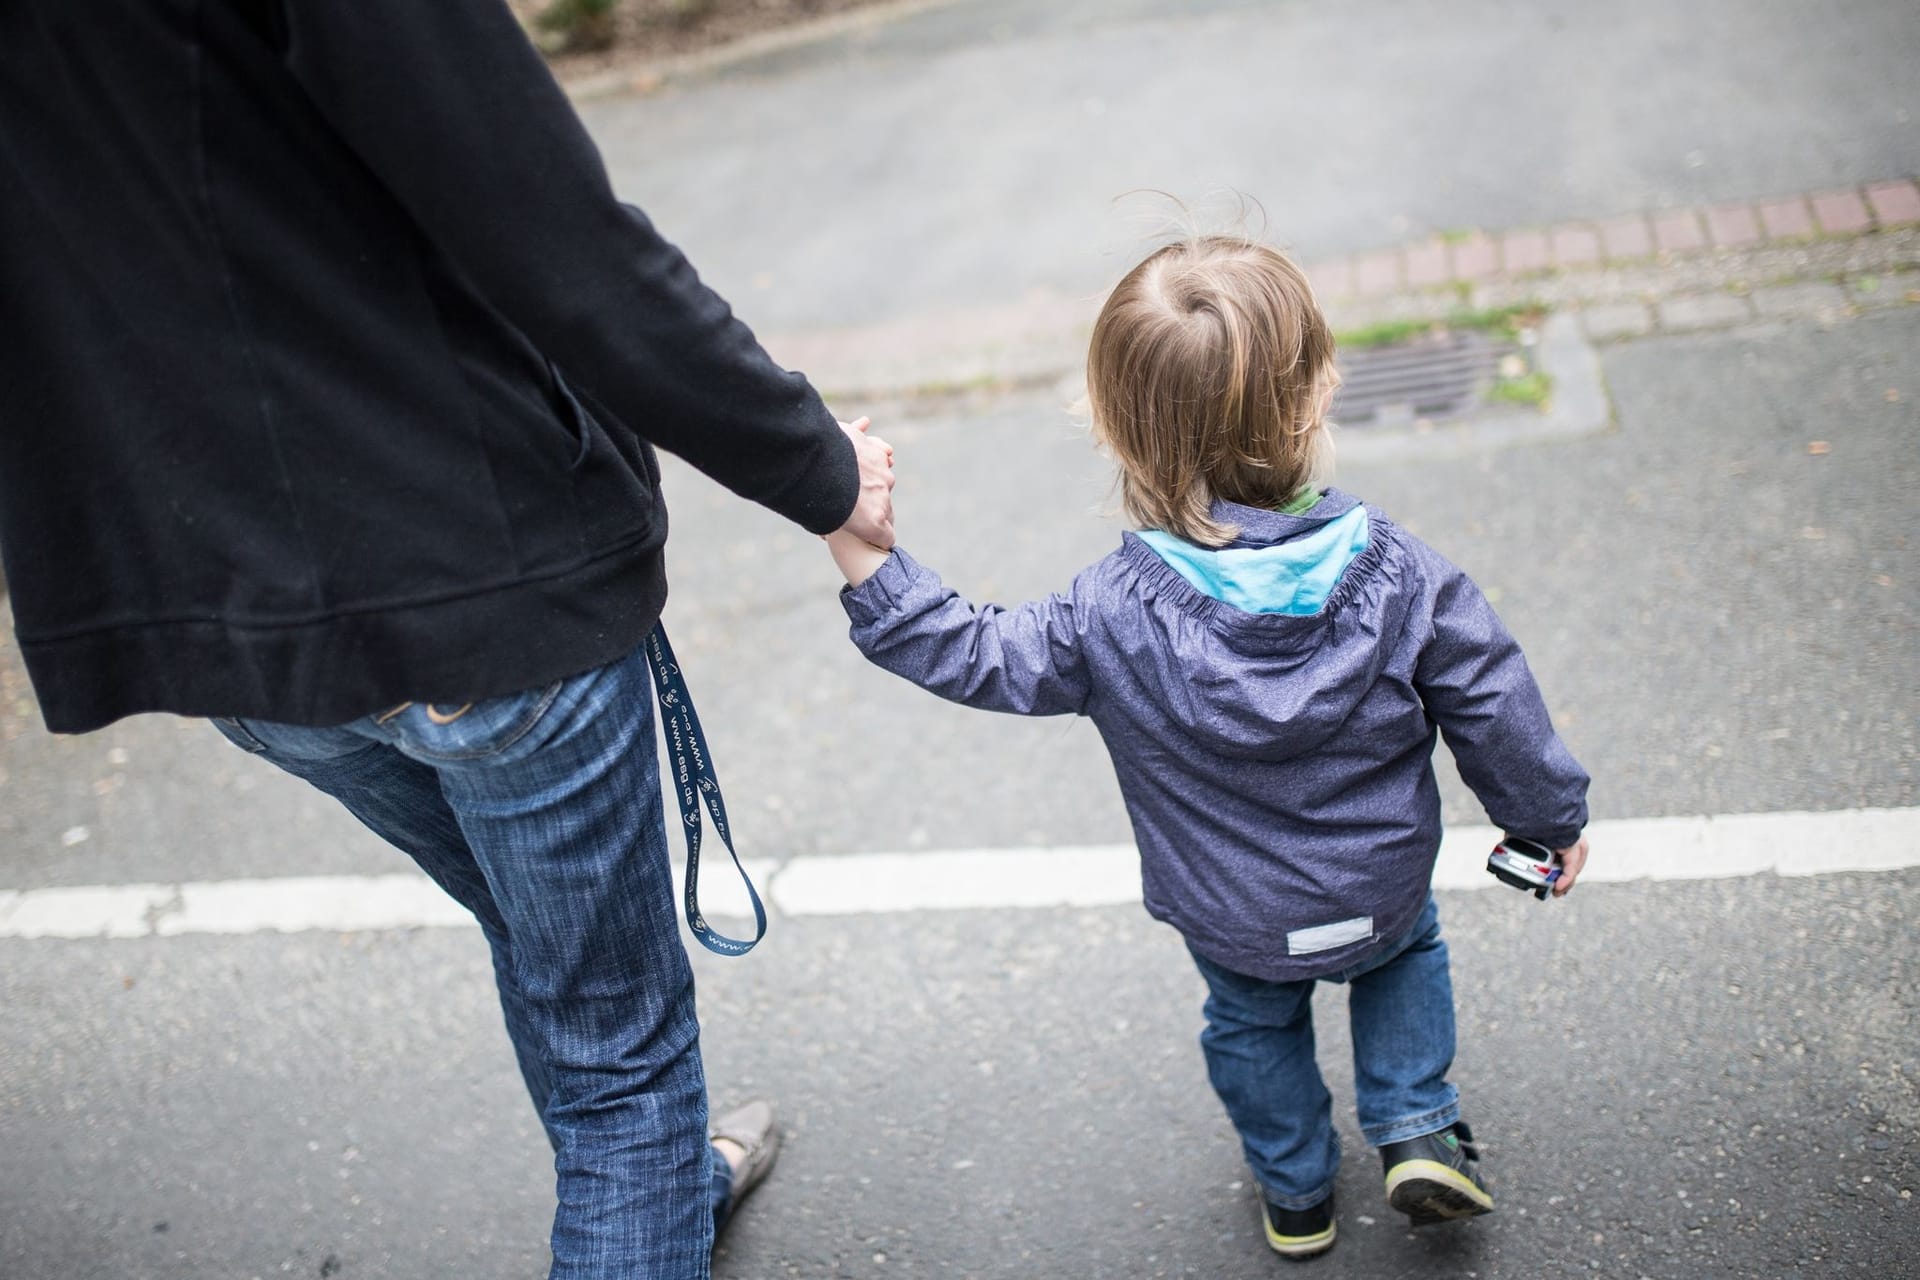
376, 681, 565, 762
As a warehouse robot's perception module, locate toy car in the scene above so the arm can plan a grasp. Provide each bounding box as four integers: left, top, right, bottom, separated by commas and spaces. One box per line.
1486, 835, 1561, 899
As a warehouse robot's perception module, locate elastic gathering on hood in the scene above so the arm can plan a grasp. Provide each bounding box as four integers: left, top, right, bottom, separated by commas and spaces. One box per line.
1136, 506, 1372, 616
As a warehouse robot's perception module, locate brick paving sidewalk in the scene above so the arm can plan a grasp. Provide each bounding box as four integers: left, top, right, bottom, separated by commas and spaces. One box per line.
765, 179, 1920, 402
1305, 179, 1920, 303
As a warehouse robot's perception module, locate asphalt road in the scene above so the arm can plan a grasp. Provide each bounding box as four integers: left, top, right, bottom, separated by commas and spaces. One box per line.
4, 289, 1916, 1280
4, 874, 1915, 1279
3, 2, 1918, 1275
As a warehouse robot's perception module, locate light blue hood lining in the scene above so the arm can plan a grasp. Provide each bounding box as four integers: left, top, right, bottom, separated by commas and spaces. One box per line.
1137, 506, 1371, 616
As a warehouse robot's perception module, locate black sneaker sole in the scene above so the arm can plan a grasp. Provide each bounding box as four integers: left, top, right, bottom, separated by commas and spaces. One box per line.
1384, 1160, 1494, 1226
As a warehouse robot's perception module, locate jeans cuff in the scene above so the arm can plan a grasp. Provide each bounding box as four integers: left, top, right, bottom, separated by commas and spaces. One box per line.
711, 1151, 736, 1231
1363, 1102, 1461, 1148
1259, 1175, 1338, 1212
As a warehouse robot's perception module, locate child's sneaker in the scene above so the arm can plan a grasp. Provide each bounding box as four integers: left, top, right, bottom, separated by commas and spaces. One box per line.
1262, 1192, 1336, 1259
1380, 1122, 1493, 1226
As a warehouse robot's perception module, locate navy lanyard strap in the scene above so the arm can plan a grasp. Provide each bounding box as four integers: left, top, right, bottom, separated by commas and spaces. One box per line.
643, 624, 766, 957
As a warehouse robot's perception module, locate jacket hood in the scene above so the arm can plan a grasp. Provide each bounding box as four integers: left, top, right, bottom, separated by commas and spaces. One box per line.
1119, 489, 1414, 762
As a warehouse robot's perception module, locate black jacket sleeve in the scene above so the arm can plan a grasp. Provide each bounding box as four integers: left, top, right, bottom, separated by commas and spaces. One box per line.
274, 0, 857, 533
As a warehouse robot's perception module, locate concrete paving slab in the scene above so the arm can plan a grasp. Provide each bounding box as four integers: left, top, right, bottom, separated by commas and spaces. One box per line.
1847, 272, 1916, 308
1581, 301, 1656, 342
1657, 293, 1754, 332
1750, 281, 1854, 321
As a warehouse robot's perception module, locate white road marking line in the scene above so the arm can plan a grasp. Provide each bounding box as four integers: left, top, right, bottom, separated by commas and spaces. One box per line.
773, 845, 1141, 915
158, 876, 475, 936
2, 808, 1915, 940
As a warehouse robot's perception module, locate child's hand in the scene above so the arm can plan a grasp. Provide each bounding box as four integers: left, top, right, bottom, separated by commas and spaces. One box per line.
827, 528, 890, 586
1551, 835, 1589, 897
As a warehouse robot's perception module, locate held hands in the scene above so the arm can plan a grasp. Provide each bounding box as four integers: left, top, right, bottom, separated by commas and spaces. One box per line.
835, 416, 895, 549
1551, 835, 1590, 897
828, 416, 894, 587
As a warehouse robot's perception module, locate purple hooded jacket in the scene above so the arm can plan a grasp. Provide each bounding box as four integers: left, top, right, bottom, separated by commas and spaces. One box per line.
840, 488, 1589, 982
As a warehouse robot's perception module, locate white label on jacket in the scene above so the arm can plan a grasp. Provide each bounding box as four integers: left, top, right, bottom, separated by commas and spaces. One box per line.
1287, 916, 1374, 955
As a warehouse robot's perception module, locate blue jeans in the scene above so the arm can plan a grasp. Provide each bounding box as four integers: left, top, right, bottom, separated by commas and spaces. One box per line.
214, 642, 735, 1278
1188, 895, 1461, 1211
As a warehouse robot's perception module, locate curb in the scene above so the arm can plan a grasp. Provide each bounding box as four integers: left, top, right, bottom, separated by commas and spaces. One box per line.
761, 182, 1920, 404
556, 0, 960, 102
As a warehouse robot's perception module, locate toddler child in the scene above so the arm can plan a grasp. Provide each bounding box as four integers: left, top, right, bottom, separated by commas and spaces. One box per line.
826, 234, 1590, 1260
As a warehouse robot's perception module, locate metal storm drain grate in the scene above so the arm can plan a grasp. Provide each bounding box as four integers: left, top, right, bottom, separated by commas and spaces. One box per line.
1329, 330, 1509, 426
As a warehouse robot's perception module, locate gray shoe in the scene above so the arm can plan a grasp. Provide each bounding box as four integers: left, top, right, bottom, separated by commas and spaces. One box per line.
1380, 1122, 1493, 1226
711, 1100, 782, 1211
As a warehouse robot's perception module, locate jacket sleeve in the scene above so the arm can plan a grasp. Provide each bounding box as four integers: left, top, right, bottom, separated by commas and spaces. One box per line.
840, 549, 1092, 717
273, 1, 856, 533
1412, 551, 1589, 847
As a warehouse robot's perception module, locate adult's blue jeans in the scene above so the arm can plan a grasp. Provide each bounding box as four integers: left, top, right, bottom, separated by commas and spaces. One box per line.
214, 641, 735, 1278
1187, 894, 1460, 1211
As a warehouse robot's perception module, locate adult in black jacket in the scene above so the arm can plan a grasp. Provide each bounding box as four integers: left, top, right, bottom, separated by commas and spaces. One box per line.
0, 3, 894, 1276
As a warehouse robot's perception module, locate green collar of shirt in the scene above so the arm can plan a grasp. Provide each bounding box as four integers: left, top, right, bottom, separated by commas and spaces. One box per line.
1277, 486, 1325, 516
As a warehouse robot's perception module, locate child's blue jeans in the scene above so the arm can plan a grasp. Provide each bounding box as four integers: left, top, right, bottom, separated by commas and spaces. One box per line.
1187, 894, 1461, 1211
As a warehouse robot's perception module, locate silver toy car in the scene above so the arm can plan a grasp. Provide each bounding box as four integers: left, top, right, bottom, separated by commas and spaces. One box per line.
1486, 835, 1561, 899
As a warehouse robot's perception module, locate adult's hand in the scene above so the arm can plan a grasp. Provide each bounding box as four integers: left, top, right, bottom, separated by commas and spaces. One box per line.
836, 417, 895, 548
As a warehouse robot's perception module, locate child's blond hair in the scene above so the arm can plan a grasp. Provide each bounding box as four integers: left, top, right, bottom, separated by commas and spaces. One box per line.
1087, 234, 1336, 547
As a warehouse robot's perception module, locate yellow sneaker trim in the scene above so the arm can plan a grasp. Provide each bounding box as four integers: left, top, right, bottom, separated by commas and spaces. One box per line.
1262, 1213, 1337, 1257
1384, 1158, 1495, 1211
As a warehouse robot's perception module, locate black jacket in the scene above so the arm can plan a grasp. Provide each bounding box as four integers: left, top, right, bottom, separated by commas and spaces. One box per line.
0, 1, 856, 733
